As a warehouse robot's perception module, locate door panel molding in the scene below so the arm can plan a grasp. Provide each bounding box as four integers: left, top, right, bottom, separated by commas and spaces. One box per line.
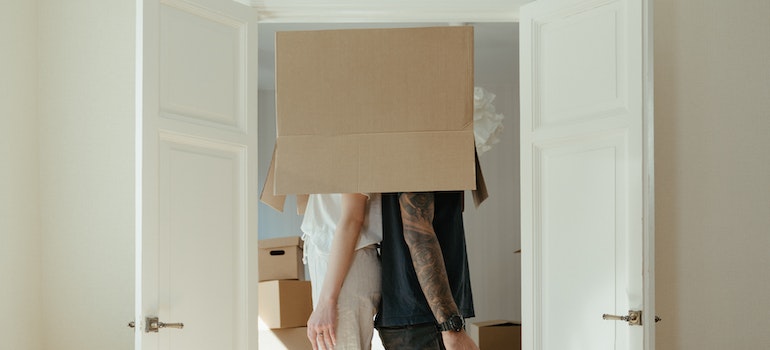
532, 131, 629, 349
158, 132, 248, 349
531, 0, 628, 131
160, 0, 248, 132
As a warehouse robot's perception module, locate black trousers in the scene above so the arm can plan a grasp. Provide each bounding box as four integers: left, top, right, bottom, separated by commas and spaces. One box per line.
377, 323, 446, 350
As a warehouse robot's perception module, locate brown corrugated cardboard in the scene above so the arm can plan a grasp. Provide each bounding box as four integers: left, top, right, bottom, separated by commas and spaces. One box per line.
259, 145, 310, 214
258, 280, 313, 329
259, 146, 286, 212
258, 326, 312, 349
260, 27, 486, 211
258, 236, 305, 281
472, 151, 489, 206
469, 320, 521, 350
271, 26, 477, 197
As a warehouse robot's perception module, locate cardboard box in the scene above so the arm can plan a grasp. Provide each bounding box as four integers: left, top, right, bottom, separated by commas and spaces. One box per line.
469, 320, 521, 350
264, 26, 481, 203
258, 280, 313, 329
258, 326, 312, 350
259, 236, 304, 282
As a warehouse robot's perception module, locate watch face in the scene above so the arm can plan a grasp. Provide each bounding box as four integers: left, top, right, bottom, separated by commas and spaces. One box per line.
439, 314, 465, 332
450, 315, 463, 331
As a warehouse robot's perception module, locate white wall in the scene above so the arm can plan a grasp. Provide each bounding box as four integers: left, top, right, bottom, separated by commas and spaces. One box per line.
655, 0, 770, 348
462, 23, 521, 323
37, 0, 136, 348
0, 1, 42, 350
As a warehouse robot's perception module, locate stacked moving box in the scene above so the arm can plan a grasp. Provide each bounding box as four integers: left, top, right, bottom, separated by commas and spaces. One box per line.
258, 236, 313, 349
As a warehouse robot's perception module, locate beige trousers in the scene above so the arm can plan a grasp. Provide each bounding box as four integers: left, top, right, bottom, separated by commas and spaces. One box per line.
306, 244, 381, 350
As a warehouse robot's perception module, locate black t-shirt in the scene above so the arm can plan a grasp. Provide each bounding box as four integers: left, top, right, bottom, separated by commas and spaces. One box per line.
375, 191, 475, 327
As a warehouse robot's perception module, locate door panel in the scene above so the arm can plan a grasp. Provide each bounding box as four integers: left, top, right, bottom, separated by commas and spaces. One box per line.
537, 1, 627, 127
158, 134, 247, 349
521, 0, 650, 349
139, 0, 259, 349
160, 1, 248, 130
536, 133, 628, 350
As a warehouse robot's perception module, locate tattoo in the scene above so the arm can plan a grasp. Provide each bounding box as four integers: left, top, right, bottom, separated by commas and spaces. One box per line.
399, 192, 459, 323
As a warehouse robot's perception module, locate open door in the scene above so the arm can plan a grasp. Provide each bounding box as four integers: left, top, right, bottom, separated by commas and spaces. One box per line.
520, 0, 654, 349
136, 0, 260, 349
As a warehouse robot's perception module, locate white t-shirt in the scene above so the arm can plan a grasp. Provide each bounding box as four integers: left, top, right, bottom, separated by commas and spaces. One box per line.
300, 193, 382, 256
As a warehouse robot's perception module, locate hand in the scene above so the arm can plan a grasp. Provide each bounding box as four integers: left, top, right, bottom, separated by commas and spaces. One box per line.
306, 299, 338, 350
441, 330, 480, 350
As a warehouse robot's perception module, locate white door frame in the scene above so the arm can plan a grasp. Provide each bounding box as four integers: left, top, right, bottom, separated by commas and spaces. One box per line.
241, 1, 654, 349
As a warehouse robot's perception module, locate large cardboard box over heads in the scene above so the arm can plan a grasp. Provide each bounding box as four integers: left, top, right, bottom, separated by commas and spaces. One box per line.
261, 26, 487, 211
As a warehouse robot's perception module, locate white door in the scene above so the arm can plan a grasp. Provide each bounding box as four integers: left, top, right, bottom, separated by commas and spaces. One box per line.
136, 0, 260, 349
520, 0, 654, 349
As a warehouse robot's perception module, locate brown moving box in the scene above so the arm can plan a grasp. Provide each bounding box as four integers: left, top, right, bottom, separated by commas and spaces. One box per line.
258, 326, 312, 350
258, 236, 304, 282
469, 320, 521, 350
261, 26, 488, 211
258, 280, 313, 329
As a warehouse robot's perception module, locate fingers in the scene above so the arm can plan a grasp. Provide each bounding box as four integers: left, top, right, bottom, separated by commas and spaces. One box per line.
308, 327, 335, 350
307, 328, 319, 350
320, 332, 332, 350
316, 332, 332, 350
328, 326, 337, 347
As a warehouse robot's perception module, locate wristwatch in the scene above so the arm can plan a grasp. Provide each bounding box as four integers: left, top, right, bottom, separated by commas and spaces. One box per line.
437, 314, 465, 332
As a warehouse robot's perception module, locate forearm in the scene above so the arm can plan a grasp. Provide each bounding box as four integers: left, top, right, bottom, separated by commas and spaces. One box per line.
399, 192, 459, 323
317, 193, 367, 303
317, 220, 361, 303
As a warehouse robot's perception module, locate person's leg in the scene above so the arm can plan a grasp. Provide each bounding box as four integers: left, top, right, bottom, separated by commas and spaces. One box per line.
334, 246, 381, 350
377, 323, 445, 350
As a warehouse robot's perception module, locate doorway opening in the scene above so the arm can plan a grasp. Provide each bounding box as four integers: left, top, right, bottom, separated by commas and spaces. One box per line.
255, 22, 523, 335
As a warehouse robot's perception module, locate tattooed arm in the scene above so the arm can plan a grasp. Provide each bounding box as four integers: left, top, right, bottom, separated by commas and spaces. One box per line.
398, 192, 457, 322
398, 192, 479, 350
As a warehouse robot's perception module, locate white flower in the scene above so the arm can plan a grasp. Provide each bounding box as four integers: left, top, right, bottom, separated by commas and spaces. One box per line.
473, 87, 505, 156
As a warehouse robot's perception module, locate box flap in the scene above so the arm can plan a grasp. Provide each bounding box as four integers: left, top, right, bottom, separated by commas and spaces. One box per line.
261, 146, 488, 212
259, 144, 310, 214
472, 151, 488, 206
259, 146, 286, 212
273, 26, 475, 195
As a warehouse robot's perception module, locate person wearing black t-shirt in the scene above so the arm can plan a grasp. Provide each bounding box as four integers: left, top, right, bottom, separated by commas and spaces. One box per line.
375, 192, 479, 350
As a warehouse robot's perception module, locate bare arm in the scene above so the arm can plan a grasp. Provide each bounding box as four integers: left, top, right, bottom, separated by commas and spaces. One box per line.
399, 192, 479, 350
307, 193, 368, 350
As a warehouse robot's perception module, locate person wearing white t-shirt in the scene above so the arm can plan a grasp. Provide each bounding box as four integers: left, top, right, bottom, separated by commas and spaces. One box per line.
301, 193, 382, 350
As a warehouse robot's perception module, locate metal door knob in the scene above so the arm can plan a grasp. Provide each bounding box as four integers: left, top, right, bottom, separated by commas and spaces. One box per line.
602, 310, 661, 325
143, 317, 184, 333
603, 310, 642, 325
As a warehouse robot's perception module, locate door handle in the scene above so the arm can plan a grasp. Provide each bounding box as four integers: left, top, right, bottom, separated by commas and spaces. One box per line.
147, 317, 184, 332
603, 310, 642, 325
602, 310, 661, 325
127, 317, 184, 332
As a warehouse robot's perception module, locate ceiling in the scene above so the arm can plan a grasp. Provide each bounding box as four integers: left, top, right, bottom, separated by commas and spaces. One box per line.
240, 0, 534, 23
